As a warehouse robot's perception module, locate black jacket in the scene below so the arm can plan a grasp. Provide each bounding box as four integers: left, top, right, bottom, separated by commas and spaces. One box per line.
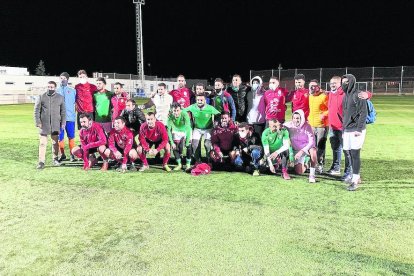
226, 84, 250, 122
342, 74, 367, 132
121, 107, 146, 133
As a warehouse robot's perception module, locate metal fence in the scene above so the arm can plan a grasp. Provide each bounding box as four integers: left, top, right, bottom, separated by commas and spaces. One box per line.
250, 66, 414, 94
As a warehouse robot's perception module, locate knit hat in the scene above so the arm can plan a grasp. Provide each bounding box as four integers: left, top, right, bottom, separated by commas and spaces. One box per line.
60, 72, 70, 80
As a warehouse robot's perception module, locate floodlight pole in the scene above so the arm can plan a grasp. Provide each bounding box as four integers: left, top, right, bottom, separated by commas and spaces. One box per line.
133, 0, 145, 87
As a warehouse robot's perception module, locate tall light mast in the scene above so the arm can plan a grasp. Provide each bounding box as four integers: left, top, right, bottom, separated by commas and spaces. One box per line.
133, 0, 145, 86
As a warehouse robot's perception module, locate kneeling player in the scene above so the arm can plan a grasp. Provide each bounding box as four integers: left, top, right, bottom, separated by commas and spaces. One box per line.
137, 112, 171, 171
209, 112, 238, 169
233, 123, 263, 176
71, 113, 108, 170
261, 119, 291, 180
167, 102, 192, 171
284, 109, 318, 183
103, 116, 138, 172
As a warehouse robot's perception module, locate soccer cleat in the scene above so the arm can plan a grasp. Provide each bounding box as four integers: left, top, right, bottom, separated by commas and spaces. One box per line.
282, 169, 291, 180
327, 167, 341, 175
309, 175, 316, 183
36, 162, 45, 170
101, 161, 108, 171
173, 164, 182, 171
164, 164, 172, 172
58, 154, 67, 162
139, 165, 149, 172
253, 169, 260, 176
53, 159, 62, 166
70, 154, 76, 162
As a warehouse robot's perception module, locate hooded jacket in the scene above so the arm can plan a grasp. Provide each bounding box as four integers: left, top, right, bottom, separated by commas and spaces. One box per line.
226, 84, 249, 122
341, 74, 367, 132
246, 76, 266, 124
284, 109, 315, 153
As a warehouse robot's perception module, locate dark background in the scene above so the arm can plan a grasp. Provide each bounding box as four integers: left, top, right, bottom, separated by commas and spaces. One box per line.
1, 0, 413, 81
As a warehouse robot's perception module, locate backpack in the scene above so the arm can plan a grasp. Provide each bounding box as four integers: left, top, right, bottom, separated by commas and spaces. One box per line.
366, 99, 376, 124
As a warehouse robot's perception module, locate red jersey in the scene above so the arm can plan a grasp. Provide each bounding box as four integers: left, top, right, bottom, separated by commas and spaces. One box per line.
263, 88, 288, 122
79, 122, 107, 151
211, 123, 238, 153
288, 88, 310, 119
108, 127, 135, 164
139, 121, 169, 151
169, 87, 193, 108
111, 92, 129, 121
75, 82, 97, 113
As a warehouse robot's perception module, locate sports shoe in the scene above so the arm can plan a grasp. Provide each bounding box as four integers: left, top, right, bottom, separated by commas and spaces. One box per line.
309, 175, 316, 183
139, 165, 149, 172
173, 164, 182, 171
36, 162, 45, 170
70, 154, 76, 162
253, 169, 260, 176
58, 154, 67, 162
53, 159, 62, 166
164, 164, 172, 172
327, 167, 341, 175
316, 164, 324, 174
101, 161, 108, 171
282, 169, 291, 180
341, 173, 352, 184
129, 163, 137, 171
347, 181, 360, 191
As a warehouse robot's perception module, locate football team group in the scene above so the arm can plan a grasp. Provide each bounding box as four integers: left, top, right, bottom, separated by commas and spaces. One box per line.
34, 70, 372, 191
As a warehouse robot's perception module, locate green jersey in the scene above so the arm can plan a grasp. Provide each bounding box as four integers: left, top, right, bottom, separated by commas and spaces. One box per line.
214, 96, 223, 113
261, 127, 290, 153
167, 112, 192, 146
94, 90, 112, 123
184, 104, 220, 129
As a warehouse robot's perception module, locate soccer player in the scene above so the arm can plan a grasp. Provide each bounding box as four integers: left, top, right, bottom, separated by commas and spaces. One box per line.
226, 74, 249, 122
169, 75, 194, 108
167, 102, 193, 171
141, 83, 173, 125
211, 78, 237, 121
71, 113, 108, 171
194, 83, 211, 105
210, 112, 238, 169
233, 122, 263, 176
75, 69, 97, 130
93, 77, 113, 133
121, 99, 146, 137
286, 74, 310, 120
341, 74, 368, 191
308, 79, 329, 173
57, 72, 77, 162
34, 81, 66, 169
246, 76, 266, 136
261, 119, 291, 180
111, 82, 129, 122
184, 94, 220, 164
138, 112, 171, 171
263, 76, 289, 124
104, 116, 138, 172
284, 109, 318, 183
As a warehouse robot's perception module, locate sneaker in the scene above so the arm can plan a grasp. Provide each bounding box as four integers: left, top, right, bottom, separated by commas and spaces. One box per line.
70, 154, 76, 162
327, 167, 341, 175
36, 162, 45, 170
282, 169, 291, 180
309, 175, 316, 183
53, 159, 61, 166
101, 161, 108, 171
253, 169, 260, 176
139, 165, 149, 172
341, 173, 352, 184
164, 164, 172, 172
173, 164, 182, 171
347, 181, 360, 191
58, 154, 67, 162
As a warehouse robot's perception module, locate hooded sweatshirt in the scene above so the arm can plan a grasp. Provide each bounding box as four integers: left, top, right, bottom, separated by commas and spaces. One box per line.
342, 74, 368, 133
284, 109, 315, 153
246, 76, 266, 124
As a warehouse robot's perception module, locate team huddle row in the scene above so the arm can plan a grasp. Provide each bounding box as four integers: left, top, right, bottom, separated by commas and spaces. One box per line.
34, 70, 370, 190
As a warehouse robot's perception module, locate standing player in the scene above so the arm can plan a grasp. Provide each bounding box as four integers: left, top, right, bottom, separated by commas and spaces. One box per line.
286, 74, 310, 120
111, 82, 129, 122
71, 113, 108, 171
104, 116, 138, 172
57, 72, 77, 162
138, 112, 171, 171
246, 76, 266, 136
169, 75, 194, 108
284, 109, 318, 183
261, 119, 291, 180
141, 83, 173, 125
75, 69, 97, 129
263, 76, 288, 124
167, 102, 193, 171
184, 94, 220, 165
211, 78, 237, 122
226, 74, 249, 122
93, 77, 113, 133
308, 79, 329, 173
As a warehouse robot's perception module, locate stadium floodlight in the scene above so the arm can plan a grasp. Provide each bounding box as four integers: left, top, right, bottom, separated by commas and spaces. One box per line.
133, 0, 145, 87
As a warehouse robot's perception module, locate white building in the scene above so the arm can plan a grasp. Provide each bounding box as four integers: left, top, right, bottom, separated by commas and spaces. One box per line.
0, 66, 30, 76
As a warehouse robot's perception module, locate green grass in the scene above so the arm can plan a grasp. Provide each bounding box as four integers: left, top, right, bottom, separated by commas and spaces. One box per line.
0, 96, 414, 275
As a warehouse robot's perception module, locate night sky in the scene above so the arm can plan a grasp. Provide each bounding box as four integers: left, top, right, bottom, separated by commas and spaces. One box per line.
1, 0, 414, 81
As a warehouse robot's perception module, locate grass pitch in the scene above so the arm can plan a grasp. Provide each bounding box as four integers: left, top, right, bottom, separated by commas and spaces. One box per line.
0, 96, 413, 275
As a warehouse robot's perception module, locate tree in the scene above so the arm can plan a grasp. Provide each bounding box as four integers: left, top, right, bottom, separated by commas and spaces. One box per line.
35, 60, 46, 76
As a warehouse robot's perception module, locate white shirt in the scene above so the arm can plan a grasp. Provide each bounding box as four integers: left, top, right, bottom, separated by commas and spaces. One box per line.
152, 93, 173, 124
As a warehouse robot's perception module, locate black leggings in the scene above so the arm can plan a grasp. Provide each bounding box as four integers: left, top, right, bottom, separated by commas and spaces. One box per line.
350, 149, 361, 175
173, 138, 192, 160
